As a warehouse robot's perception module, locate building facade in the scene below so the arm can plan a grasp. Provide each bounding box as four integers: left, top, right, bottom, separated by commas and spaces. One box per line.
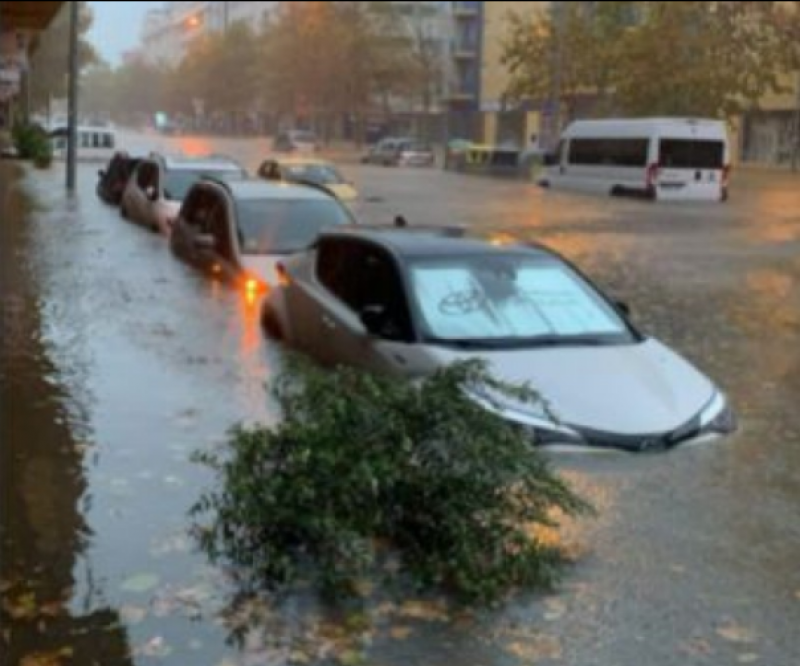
139, 1, 278, 68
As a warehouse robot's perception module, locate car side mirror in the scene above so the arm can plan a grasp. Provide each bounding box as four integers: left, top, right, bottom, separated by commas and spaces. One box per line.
194, 234, 216, 252
615, 300, 632, 317
360, 304, 388, 336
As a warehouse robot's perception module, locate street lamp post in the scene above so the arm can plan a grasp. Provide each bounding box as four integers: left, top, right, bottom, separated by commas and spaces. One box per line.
66, 0, 79, 192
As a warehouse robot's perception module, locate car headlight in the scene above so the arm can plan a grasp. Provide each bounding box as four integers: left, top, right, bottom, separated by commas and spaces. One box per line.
464, 387, 584, 446
698, 391, 737, 434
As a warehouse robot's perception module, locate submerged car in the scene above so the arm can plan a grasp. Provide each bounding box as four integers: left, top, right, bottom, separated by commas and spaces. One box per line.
170, 178, 357, 290
257, 157, 358, 203
121, 153, 247, 235
96, 151, 144, 205
260, 229, 735, 452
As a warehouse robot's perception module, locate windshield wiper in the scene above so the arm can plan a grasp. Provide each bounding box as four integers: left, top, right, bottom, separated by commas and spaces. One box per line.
427, 335, 620, 350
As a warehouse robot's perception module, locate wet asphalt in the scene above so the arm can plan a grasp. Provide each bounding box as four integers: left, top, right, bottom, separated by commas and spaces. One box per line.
1, 131, 799, 666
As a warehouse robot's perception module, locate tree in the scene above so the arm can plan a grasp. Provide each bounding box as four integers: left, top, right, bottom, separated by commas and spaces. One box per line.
29, 2, 98, 113
502, 1, 800, 121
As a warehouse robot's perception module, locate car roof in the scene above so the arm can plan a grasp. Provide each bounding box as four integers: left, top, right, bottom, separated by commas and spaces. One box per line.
158, 154, 244, 171
274, 157, 334, 167
206, 178, 338, 202
318, 227, 553, 259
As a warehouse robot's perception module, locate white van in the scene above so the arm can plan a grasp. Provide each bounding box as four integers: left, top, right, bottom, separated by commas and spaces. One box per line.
541, 118, 730, 202
50, 126, 117, 162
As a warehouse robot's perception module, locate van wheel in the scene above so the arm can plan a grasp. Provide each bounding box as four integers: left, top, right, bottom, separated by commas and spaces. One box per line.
261, 307, 284, 341
610, 186, 625, 197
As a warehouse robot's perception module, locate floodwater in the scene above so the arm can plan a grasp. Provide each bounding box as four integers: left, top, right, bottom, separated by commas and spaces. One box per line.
1, 136, 799, 666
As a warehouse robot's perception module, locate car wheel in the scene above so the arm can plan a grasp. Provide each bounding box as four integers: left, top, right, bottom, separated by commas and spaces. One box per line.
261, 307, 284, 341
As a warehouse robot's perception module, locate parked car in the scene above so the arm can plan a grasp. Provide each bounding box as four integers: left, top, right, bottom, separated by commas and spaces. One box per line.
362, 137, 435, 167
121, 153, 247, 235
256, 157, 359, 203
260, 228, 735, 452
50, 125, 117, 162
96, 151, 145, 206
272, 130, 320, 154
170, 178, 357, 290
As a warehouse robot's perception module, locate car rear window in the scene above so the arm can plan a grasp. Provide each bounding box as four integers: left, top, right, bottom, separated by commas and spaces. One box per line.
163, 168, 245, 201
659, 139, 724, 169
235, 198, 353, 255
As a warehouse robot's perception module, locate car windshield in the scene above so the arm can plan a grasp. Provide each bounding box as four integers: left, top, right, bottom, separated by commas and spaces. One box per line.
283, 163, 346, 185
164, 168, 243, 201
236, 198, 353, 255
408, 253, 634, 348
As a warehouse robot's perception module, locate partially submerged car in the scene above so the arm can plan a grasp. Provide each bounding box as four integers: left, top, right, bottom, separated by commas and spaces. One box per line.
257, 157, 358, 203
170, 178, 357, 290
121, 153, 247, 235
96, 151, 145, 205
261, 228, 735, 452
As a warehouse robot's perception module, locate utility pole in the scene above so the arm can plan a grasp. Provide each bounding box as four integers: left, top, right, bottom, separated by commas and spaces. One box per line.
547, 1, 567, 150
793, 70, 800, 172
66, 0, 79, 192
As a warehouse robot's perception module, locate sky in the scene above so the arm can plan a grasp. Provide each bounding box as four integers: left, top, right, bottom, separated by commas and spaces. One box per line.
87, 1, 163, 66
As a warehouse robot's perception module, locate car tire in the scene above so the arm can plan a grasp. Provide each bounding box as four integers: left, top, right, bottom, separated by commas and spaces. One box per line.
261, 307, 284, 341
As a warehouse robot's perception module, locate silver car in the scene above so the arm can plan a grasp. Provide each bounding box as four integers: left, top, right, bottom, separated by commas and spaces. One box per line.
261, 229, 736, 452
121, 154, 247, 236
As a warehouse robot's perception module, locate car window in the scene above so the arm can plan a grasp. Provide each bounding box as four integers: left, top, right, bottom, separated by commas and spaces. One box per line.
182, 189, 213, 232
408, 254, 633, 347
136, 162, 156, 189
163, 168, 243, 201
208, 197, 234, 261
316, 240, 412, 340
235, 198, 353, 255
282, 163, 345, 185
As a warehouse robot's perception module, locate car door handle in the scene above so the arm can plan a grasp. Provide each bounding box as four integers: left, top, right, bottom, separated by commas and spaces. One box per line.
322, 315, 337, 330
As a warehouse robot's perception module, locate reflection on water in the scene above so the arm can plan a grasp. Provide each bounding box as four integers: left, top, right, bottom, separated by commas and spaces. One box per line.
1, 167, 132, 665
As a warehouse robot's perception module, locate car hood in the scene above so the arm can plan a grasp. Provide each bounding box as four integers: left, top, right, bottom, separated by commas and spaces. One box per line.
429, 338, 715, 435
240, 255, 282, 286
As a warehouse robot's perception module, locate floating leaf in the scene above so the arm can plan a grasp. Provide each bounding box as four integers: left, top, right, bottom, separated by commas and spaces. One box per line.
20, 647, 73, 666
717, 622, 758, 645
121, 573, 160, 594
337, 650, 364, 666
38, 600, 66, 618
397, 600, 449, 622
2, 592, 38, 620
389, 626, 412, 640
119, 605, 147, 625
136, 636, 172, 659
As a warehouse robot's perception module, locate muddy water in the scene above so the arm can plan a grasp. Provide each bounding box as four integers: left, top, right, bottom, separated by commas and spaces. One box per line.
1, 153, 799, 666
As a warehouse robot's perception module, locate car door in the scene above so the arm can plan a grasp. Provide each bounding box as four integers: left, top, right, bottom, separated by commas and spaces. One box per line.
172, 187, 214, 268
296, 238, 416, 373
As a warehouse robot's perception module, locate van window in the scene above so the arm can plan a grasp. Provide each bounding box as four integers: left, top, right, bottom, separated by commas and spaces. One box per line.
568, 138, 649, 167
659, 139, 724, 169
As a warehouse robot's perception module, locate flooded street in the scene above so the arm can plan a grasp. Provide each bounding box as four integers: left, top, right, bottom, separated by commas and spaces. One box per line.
2, 134, 799, 665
